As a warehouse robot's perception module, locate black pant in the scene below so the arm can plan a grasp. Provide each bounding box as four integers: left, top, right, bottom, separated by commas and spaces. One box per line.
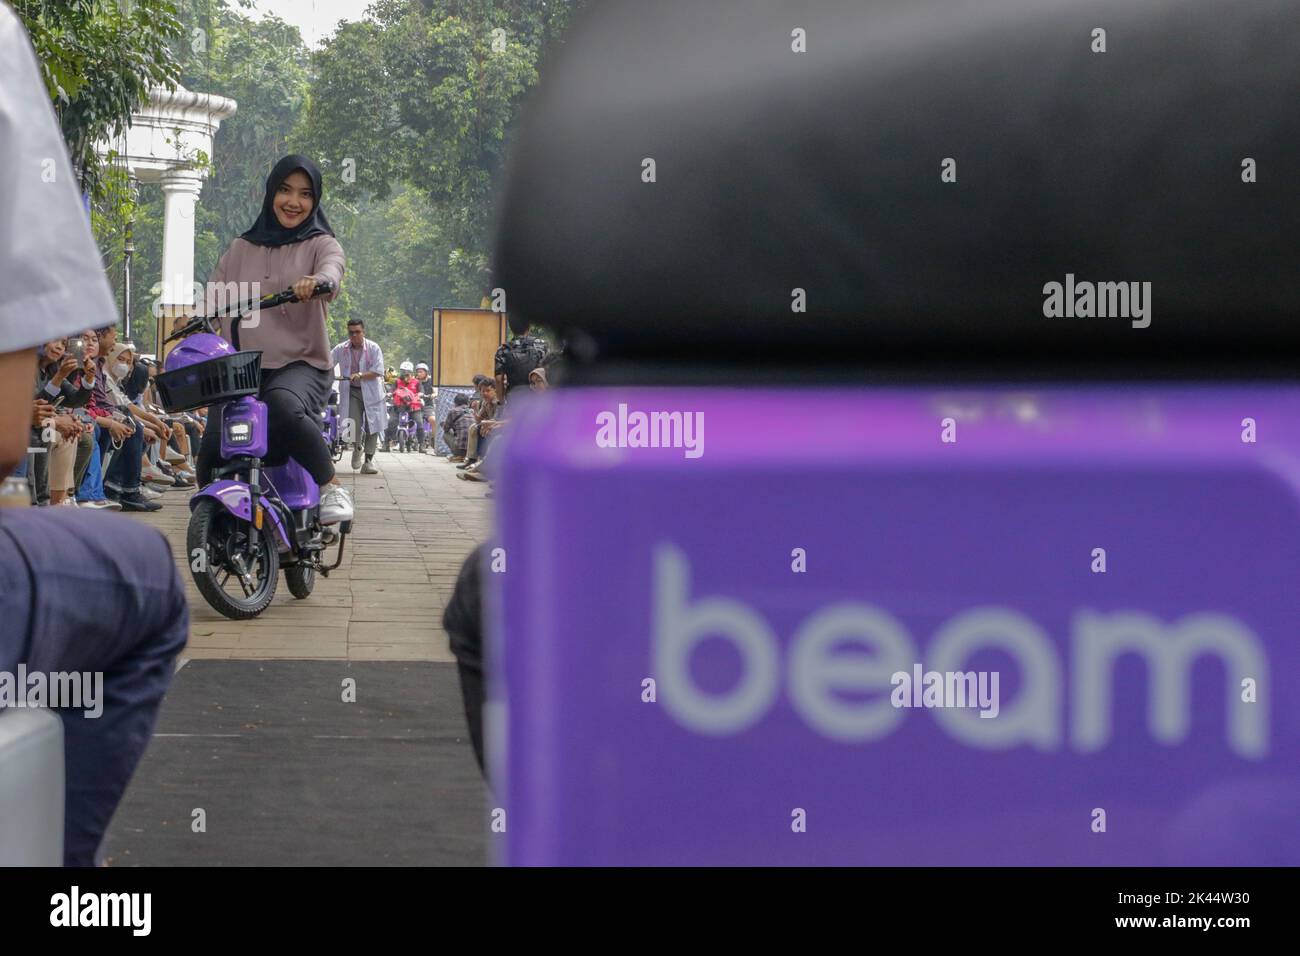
181, 418, 200, 454
102, 416, 145, 496
196, 361, 334, 486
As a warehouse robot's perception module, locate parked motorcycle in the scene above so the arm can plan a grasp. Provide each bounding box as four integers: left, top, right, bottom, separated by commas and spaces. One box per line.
155, 283, 350, 620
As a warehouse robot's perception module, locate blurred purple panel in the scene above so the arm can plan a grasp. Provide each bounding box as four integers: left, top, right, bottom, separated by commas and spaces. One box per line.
489, 386, 1300, 865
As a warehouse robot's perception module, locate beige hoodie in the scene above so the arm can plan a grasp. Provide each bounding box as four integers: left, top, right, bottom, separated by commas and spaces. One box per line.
207, 234, 345, 371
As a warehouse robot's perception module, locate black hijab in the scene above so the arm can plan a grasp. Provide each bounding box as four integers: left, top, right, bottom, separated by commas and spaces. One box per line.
239, 155, 335, 247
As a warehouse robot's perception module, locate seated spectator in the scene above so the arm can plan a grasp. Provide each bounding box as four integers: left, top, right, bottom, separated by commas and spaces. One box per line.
71, 328, 126, 511
109, 345, 194, 494
442, 392, 474, 461
32, 337, 92, 506
1, 3, 190, 865
100, 340, 161, 512
467, 373, 492, 418
457, 377, 499, 472
459, 369, 548, 485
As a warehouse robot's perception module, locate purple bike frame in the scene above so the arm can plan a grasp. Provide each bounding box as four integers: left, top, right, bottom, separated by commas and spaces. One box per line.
194, 397, 322, 553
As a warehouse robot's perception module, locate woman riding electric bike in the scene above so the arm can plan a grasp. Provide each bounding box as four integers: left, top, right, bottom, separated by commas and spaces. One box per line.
194, 154, 353, 525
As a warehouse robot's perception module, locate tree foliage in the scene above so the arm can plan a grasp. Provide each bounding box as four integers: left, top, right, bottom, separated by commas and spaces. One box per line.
297, 0, 585, 303
24, 0, 584, 363
12, 0, 183, 200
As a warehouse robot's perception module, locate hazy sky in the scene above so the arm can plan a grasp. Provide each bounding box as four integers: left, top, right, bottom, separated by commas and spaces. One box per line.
251, 0, 371, 49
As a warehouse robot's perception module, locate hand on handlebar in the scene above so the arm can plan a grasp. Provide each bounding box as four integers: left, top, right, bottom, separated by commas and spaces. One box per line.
163, 280, 336, 344
292, 277, 332, 302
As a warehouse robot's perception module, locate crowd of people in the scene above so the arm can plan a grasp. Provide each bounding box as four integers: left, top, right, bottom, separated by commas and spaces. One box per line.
12, 324, 203, 512
9, 312, 559, 512
330, 316, 554, 499
439, 320, 551, 498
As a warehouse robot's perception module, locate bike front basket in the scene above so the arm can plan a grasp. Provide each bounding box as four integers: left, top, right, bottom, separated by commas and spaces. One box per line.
155, 351, 262, 412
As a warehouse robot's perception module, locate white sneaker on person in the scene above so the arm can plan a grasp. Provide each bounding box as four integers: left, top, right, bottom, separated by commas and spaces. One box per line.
142, 464, 171, 485
319, 484, 354, 524
350, 447, 363, 470
164, 448, 187, 465
140, 486, 164, 500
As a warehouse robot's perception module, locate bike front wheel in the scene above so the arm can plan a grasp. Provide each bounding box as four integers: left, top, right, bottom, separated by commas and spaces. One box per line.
188, 498, 280, 619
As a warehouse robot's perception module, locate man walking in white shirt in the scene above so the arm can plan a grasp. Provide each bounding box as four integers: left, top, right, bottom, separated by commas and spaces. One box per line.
330, 319, 386, 474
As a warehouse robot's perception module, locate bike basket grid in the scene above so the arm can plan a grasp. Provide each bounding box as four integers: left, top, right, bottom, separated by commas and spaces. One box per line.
156, 351, 263, 412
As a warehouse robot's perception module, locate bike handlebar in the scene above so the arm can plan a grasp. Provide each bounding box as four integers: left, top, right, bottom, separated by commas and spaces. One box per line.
163, 281, 335, 344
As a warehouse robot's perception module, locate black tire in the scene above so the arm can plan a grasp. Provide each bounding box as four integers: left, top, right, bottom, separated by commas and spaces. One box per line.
188, 498, 279, 620
285, 563, 316, 599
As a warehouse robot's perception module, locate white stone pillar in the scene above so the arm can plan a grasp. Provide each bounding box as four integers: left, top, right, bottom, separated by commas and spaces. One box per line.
159, 169, 205, 308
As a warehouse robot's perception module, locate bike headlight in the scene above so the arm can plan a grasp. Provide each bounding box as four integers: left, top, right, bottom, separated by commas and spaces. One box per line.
225, 421, 252, 444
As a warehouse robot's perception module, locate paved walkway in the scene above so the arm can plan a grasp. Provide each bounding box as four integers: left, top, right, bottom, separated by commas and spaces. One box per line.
134, 449, 491, 659
104, 449, 494, 866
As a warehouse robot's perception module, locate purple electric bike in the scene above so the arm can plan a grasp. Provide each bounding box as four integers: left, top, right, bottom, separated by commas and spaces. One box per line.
155, 283, 350, 619
322, 384, 344, 462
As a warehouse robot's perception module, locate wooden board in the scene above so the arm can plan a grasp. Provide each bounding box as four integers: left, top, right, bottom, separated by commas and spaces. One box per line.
432, 308, 506, 386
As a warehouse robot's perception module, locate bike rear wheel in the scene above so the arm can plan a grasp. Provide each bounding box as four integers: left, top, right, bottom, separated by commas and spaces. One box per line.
188, 498, 280, 619
285, 563, 316, 599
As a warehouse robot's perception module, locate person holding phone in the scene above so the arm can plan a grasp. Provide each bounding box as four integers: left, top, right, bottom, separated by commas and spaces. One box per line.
196, 155, 352, 523
32, 338, 90, 505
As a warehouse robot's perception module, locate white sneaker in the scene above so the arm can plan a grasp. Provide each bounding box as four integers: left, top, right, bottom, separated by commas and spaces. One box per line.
350, 447, 363, 470
141, 463, 167, 481
319, 484, 354, 525
140, 486, 164, 500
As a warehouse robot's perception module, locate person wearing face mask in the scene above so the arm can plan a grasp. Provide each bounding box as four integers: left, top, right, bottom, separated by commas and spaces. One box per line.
196, 154, 353, 524
109, 348, 183, 491
101, 343, 161, 512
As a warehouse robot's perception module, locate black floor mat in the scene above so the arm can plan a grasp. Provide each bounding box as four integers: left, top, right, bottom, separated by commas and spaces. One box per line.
102, 661, 490, 866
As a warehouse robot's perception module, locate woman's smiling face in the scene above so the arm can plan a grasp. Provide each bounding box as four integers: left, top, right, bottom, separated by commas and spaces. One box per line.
273, 169, 315, 229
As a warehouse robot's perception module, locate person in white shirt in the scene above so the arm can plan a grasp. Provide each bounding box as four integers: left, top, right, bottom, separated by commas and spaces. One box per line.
329, 318, 387, 474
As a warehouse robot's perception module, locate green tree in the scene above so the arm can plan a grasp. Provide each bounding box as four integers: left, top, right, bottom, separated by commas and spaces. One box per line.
13, 0, 183, 201
297, 0, 586, 303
